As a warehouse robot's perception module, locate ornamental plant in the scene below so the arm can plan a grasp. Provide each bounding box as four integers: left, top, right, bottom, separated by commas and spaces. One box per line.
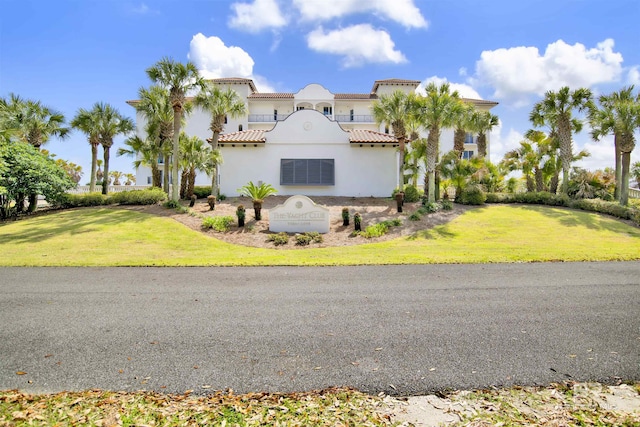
237, 181, 277, 221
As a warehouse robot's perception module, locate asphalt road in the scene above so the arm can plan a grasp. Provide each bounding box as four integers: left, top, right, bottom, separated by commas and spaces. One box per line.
1, 263, 639, 396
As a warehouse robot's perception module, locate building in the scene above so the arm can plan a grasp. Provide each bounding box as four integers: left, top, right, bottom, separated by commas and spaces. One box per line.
127, 78, 497, 197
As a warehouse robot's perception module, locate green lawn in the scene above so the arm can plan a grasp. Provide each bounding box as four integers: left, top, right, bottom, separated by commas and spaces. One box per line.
1, 204, 639, 266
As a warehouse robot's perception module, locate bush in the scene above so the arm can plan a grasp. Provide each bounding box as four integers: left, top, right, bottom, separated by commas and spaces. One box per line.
571, 199, 635, 220
192, 186, 212, 199
441, 199, 453, 211
202, 216, 234, 232
408, 212, 422, 221
485, 192, 571, 207
61, 192, 107, 207
459, 184, 486, 205
381, 218, 402, 227
107, 188, 167, 205
295, 234, 312, 246
424, 202, 440, 213
402, 185, 420, 203
268, 232, 289, 246
392, 185, 421, 203
305, 231, 323, 243
362, 223, 388, 238
163, 200, 181, 209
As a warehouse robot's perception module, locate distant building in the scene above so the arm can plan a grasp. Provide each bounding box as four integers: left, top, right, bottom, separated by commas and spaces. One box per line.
127, 79, 497, 197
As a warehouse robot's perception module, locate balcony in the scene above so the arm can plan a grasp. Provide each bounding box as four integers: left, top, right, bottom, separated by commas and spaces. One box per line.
335, 114, 375, 123
248, 114, 290, 122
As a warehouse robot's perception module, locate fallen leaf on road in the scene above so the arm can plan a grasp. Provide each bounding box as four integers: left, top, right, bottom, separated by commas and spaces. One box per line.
44, 354, 53, 358
313, 367, 322, 370
15, 371, 27, 375
375, 348, 383, 351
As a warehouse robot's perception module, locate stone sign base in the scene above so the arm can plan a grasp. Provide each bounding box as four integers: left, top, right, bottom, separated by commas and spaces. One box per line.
268, 195, 330, 234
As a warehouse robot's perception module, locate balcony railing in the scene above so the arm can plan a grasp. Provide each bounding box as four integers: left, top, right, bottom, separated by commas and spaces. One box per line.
335, 114, 375, 123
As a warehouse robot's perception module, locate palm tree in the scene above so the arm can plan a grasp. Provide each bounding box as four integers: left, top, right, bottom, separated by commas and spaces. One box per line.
406, 138, 427, 188
1, 94, 69, 211
146, 57, 203, 202
590, 86, 640, 205
372, 90, 420, 189
438, 150, 478, 201
237, 181, 277, 221
471, 110, 499, 159
109, 170, 124, 185
452, 103, 475, 158
124, 173, 136, 186
632, 161, 640, 188
179, 133, 209, 199
501, 139, 538, 192
194, 83, 247, 196
71, 103, 104, 192
136, 85, 176, 194
97, 104, 134, 195
417, 82, 462, 203
530, 86, 593, 195
96, 159, 104, 183
117, 135, 162, 187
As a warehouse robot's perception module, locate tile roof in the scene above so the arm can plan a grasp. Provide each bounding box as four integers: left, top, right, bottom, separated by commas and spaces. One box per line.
334, 93, 377, 100
209, 78, 257, 93
371, 79, 421, 93
349, 129, 398, 144
248, 93, 295, 99
218, 129, 266, 143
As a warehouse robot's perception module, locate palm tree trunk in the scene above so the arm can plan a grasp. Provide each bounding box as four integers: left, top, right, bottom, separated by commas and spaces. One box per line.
163, 155, 170, 194
171, 106, 181, 202
453, 128, 465, 157
180, 169, 188, 199
426, 128, 439, 203
102, 146, 110, 195
549, 173, 559, 194
398, 136, 405, 189
188, 166, 196, 198
477, 133, 487, 158
210, 132, 220, 196
526, 175, 535, 192
535, 167, 544, 192
151, 163, 161, 188
621, 151, 631, 206
90, 143, 98, 192
558, 117, 572, 195
614, 134, 621, 201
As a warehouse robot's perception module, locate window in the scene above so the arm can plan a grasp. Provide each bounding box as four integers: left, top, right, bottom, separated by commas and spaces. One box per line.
238, 124, 243, 131
384, 126, 389, 134
273, 109, 278, 121
464, 133, 475, 144
323, 106, 332, 116
224, 115, 228, 124
158, 154, 164, 164
147, 176, 152, 184
296, 106, 305, 111
350, 109, 354, 121
280, 159, 334, 186
462, 150, 475, 160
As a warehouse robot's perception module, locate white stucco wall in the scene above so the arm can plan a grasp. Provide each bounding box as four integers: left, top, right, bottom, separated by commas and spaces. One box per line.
219, 110, 396, 197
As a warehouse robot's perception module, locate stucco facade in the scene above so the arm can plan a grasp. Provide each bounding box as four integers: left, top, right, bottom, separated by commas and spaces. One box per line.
127, 78, 497, 197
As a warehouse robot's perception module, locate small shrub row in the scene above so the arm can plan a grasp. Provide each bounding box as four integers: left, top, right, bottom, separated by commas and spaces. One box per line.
59, 188, 167, 207
268, 232, 289, 246
458, 184, 487, 205
409, 200, 452, 221
202, 216, 234, 232
485, 191, 640, 225
361, 218, 402, 238
192, 186, 212, 199
294, 232, 324, 246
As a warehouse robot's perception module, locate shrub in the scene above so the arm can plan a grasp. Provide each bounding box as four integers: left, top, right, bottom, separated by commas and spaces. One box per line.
295, 234, 312, 246
268, 232, 289, 246
202, 215, 234, 232
459, 184, 486, 205
417, 207, 429, 216
305, 231, 323, 243
381, 218, 402, 227
441, 199, 453, 211
61, 192, 107, 207
363, 223, 388, 238
570, 199, 635, 220
402, 185, 420, 203
218, 194, 227, 201
408, 212, 422, 221
163, 200, 181, 209
192, 186, 211, 199
424, 202, 440, 213
107, 188, 167, 205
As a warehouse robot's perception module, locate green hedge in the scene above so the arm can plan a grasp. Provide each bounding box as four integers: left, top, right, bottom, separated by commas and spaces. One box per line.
485, 191, 640, 225
60, 192, 107, 207
192, 186, 212, 199
107, 188, 167, 205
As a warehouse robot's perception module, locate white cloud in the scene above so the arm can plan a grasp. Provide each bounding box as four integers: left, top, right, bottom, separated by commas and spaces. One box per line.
417, 76, 482, 99
575, 136, 615, 171
473, 39, 624, 106
129, 2, 158, 15
628, 66, 640, 85
293, 0, 427, 28
189, 33, 255, 78
307, 24, 407, 67
489, 124, 523, 166
188, 33, 276, 92
228, 0, 287, 32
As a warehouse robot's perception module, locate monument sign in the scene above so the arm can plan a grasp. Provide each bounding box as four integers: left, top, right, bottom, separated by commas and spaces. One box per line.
269, 195, 330, 233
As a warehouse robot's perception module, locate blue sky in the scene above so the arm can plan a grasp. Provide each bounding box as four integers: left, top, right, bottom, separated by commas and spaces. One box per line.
2, 0, 639, 180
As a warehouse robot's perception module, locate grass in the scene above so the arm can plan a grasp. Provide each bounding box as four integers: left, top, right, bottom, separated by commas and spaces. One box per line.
0, 205, 639, 266
0, 388, 392, 426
